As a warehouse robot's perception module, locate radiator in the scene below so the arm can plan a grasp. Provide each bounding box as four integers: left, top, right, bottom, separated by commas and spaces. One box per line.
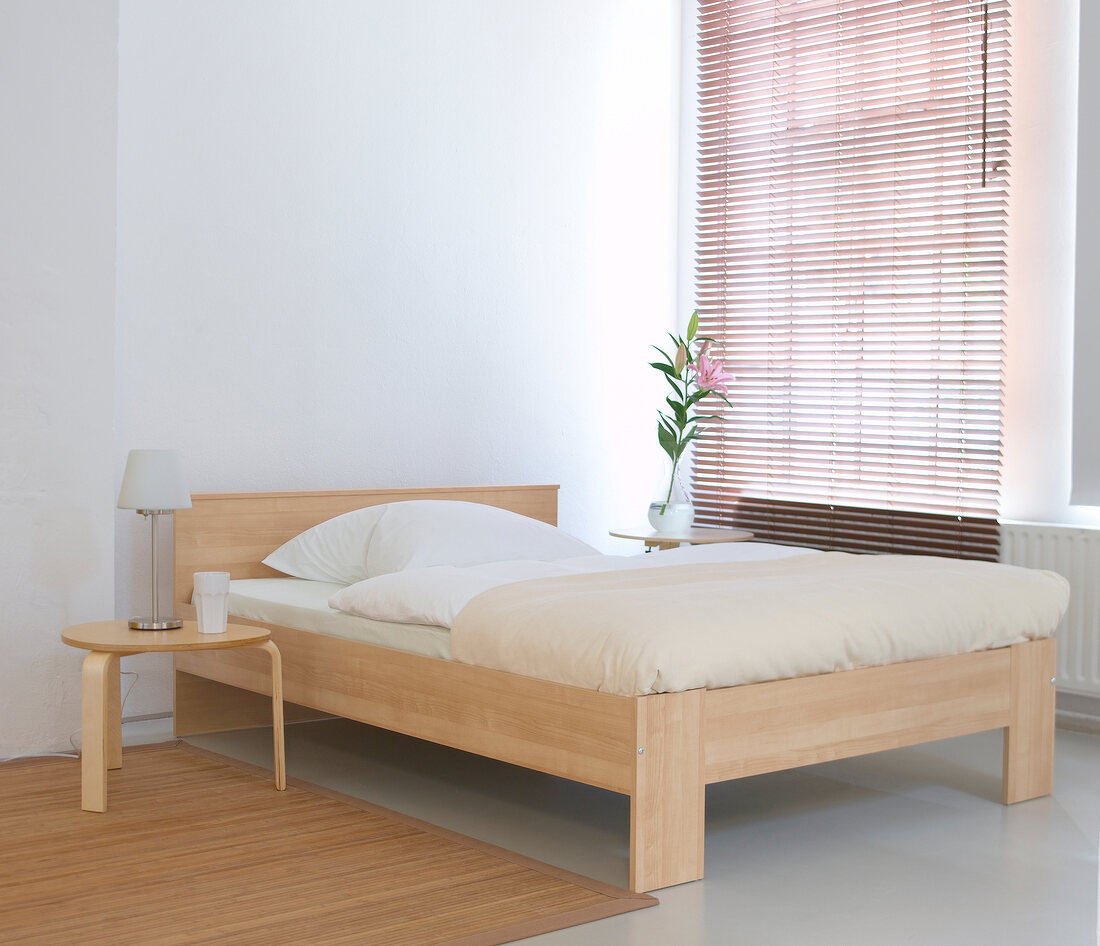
1001, 522, 1100, 697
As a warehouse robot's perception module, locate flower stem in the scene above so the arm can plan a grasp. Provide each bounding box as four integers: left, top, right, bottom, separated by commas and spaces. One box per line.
662, 457, 678, 514
662, 375, 686, 515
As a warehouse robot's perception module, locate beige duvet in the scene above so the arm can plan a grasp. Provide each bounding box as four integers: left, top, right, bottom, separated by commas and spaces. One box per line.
449, 552, 1070, 697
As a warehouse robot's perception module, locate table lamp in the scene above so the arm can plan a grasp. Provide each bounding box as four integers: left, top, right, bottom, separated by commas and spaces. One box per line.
117, 449, 192, 630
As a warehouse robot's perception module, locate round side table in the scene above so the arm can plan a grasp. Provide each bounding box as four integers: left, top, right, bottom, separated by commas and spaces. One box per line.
609, 525, 755, 552
61, 620, 285, 812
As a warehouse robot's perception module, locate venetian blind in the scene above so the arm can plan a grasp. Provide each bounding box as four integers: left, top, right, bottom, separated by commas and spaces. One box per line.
691, 0, 1010, 560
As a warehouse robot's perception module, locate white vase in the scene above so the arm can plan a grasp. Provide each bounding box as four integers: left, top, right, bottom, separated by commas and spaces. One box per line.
648, 467, 694, 533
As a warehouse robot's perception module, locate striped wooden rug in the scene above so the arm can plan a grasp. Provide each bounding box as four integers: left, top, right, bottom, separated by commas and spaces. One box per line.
0, 742, 655, 945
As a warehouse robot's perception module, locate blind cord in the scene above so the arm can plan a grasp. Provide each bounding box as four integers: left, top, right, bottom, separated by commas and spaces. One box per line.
981, 0, 990, 187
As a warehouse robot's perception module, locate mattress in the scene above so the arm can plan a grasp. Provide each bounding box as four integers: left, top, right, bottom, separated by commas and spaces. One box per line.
226, 577, 452, 659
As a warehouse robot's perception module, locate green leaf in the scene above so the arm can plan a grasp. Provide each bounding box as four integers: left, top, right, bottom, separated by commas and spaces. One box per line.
657, 420, 678, 460
659, 416, 681, 438
649, 361, 674, 375
687, 310, 699, 341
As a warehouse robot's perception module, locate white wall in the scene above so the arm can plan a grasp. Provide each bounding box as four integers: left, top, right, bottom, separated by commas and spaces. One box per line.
1001, 0, 1093, 525
113, 1, 683, 720
1072, 0, 1100, 506
0, 2, 119, 755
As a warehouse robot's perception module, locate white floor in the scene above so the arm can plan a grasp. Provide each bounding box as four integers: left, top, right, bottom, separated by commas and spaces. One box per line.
184, 719, 1100, 946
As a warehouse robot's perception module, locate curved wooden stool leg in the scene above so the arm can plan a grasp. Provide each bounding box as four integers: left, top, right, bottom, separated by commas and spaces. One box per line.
258, 640, 286, 790
81, 651, 116, 812
107, 653, 122, 770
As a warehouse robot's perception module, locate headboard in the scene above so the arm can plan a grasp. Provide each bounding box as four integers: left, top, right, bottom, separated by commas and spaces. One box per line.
173, 484, 560, 607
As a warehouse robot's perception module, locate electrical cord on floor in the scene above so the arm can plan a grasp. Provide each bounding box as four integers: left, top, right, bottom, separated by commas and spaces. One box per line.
0, 671, 140, 764
0, 751, 78, 762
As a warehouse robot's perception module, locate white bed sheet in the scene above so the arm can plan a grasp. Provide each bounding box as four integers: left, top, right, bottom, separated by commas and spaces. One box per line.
226, 577, 452, 659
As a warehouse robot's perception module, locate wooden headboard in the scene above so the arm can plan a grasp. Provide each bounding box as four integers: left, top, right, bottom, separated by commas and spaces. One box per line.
173, 484, 560, 607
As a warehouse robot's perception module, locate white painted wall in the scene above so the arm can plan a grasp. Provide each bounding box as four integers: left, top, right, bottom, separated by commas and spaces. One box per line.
0, 2, 119, 755
1072, 0, 1100, 506
113, 1, 683, 719
1001, 0, 1094, 525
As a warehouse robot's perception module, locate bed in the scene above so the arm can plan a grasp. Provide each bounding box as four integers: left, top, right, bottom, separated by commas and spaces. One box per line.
172, 484, 1061, 893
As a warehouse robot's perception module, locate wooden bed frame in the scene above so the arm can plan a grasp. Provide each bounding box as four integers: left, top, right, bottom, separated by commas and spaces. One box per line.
172, 484, 1056, 893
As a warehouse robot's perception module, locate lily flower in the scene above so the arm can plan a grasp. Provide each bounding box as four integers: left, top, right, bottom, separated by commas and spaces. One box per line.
690, 345, 734, 396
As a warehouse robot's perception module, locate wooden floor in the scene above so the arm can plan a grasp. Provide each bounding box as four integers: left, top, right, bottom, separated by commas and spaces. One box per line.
0, 743, 654, 946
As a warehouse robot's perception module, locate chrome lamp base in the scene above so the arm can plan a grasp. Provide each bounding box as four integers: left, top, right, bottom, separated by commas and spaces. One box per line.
130, 508, 182, 632
128, 617, 183, 631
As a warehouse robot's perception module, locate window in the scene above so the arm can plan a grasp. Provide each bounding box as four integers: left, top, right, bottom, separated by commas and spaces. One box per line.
692, 0, 1010, 560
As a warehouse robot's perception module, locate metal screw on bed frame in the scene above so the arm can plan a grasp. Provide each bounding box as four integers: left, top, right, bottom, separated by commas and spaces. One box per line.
637, 747, 645, 755
1051, 677, 1057, 684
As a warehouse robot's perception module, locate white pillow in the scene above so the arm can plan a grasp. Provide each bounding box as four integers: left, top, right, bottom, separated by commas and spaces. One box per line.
263, 504, 386, 585
263, 500, 596, 583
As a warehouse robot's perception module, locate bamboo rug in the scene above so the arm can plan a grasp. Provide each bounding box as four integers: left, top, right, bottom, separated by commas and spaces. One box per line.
0, 742, 656, 945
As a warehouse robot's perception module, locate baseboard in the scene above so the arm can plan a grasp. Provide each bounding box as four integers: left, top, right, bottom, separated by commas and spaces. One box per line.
121, 715, 177, 747
1055, 691, 1100, 735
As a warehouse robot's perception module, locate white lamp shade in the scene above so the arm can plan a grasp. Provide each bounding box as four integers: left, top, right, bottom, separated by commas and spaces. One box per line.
117, 449, 192, 511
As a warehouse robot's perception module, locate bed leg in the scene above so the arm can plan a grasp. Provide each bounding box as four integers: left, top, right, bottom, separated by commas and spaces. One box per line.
1002, 638, 1056, 804
629, 689, 705, 892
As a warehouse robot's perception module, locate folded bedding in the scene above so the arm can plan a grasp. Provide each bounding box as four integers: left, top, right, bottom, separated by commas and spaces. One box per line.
447, 553, 1069, 696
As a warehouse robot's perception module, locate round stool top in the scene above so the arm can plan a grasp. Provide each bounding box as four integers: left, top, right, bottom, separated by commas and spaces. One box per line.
61, 620, 269, 654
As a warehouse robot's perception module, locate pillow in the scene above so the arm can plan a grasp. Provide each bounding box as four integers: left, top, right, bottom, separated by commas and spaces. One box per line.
263, 500, 597, 583
364, 500, 596, 576
262, 504, 387, 585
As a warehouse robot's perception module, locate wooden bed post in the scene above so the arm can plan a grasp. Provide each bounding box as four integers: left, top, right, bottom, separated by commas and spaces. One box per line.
630, 689, 706, 893
1002, 638, 1056, 804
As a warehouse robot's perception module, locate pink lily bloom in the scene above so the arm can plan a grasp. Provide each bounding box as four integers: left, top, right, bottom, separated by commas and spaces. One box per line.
691, 345, 734, 396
